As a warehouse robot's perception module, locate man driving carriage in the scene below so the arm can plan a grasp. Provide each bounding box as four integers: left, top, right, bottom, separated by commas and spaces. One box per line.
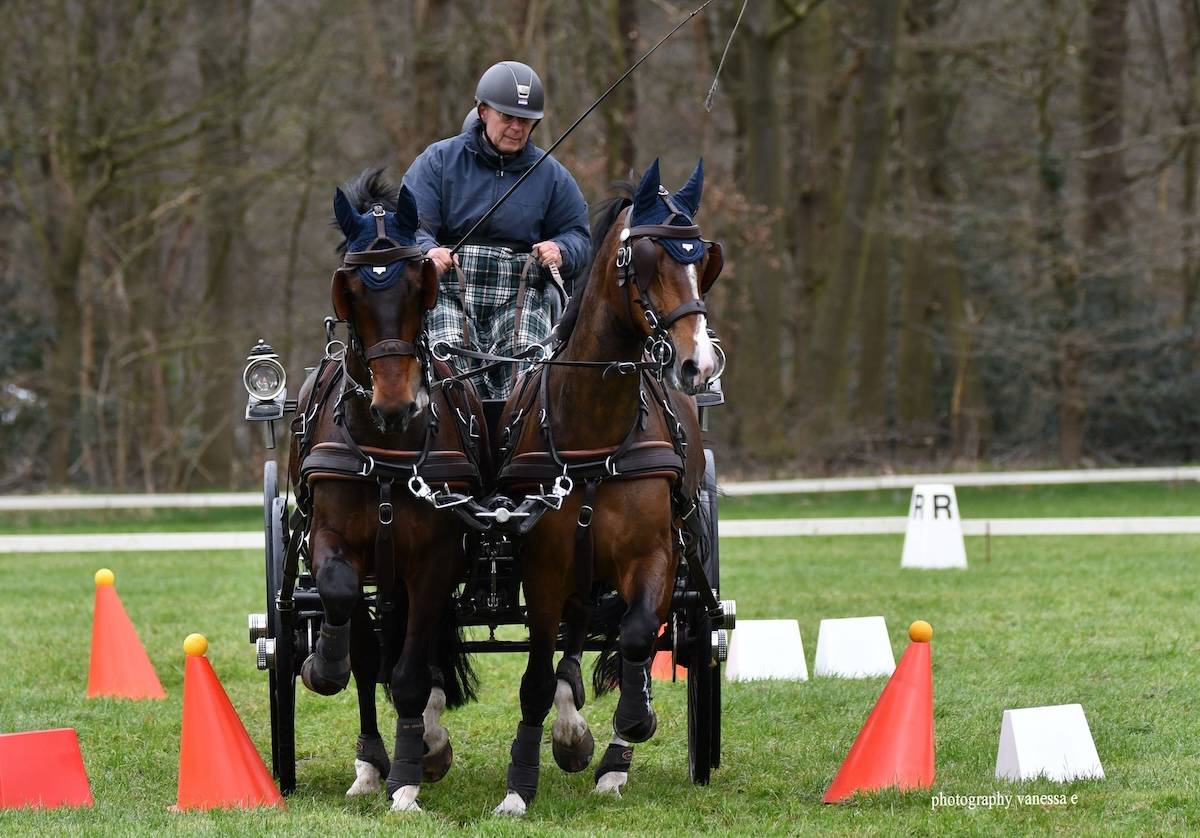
402, 60, 591, 399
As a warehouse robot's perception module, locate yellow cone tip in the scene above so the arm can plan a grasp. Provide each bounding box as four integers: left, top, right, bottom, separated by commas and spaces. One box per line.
908, 620, 933, 642
94, 568, 115, 586
183, 633, 209, 657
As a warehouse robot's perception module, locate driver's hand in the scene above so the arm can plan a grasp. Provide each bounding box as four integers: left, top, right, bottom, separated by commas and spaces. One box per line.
428, 247, 458, 274
532, 240, 562, 268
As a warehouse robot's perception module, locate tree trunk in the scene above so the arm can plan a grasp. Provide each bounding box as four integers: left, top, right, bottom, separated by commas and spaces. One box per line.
806, 0, 904, 449
195, 0, 252, 487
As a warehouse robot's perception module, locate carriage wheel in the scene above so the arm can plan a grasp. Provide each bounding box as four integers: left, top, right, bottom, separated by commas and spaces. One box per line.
702, 449, 722, 770
686, 609, 715, 785
262, 462, 297, 794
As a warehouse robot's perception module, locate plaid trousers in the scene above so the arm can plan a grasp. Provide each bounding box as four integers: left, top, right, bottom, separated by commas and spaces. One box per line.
425, 244, 553, 399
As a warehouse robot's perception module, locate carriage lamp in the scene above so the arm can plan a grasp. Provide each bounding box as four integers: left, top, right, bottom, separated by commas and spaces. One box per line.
244, 340, 287, 404
244, 339, 288, 448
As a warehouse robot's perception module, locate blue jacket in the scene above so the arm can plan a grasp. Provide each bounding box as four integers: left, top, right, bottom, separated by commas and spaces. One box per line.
402, 123, 591, 279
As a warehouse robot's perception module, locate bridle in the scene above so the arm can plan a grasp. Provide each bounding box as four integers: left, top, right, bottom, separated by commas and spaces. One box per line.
614, 199, 724, 375
332, 202, 431, 378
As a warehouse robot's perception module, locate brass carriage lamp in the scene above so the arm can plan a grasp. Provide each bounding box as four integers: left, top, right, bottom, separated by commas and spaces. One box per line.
243, 339, 287, 448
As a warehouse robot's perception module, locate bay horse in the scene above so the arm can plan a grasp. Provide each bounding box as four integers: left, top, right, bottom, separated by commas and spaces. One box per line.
490, 159, 723, 814
287, 170, 486, 812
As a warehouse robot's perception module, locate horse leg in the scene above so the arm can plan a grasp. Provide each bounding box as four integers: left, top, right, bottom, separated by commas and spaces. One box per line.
494, 598, 560, 816
346, 598, 389, 797
551, 594, 594, 773
385, 593, 439, 812
593, 735, 635, 796
420, 665, 452, 783
612, 578, 668, 744
301, 529, 359, 696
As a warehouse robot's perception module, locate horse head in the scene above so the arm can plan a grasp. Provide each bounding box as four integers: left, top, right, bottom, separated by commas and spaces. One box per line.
332, 174, 439, 433
618, 159, 723, 391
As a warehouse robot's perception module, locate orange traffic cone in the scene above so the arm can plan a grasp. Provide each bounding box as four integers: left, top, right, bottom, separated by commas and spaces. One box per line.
822, 620, 935, 803
176, 634, 283, 811
651, 624, 686, 681
87, 568, 166, 700
0, 729, 93, 809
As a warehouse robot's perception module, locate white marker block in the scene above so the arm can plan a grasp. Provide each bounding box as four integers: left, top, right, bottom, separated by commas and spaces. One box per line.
725, 619, 808, 681
995, 704, 1104, 782
900, 483, 968, 569
813, 616, 896, 678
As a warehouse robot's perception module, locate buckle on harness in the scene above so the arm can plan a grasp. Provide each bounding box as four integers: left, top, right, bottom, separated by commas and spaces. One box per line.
378, 502, 393, 525
358, 455, 376, 477
605, 455, 620, 477
408, 472, 432, 500
578, 504, 594, 528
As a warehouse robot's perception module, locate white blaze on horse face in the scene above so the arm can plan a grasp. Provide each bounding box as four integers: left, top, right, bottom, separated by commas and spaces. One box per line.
685, 264, 718, 381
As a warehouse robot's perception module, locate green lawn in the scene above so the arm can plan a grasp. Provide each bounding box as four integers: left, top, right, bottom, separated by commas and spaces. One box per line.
718, 480, 1200, 519
5, 481, 1200, 534
1, 533, 1197, 835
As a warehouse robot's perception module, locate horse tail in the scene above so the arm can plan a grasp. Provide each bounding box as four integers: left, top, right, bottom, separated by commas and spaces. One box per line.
433, 598, 477, 708
590, 592, 626, 696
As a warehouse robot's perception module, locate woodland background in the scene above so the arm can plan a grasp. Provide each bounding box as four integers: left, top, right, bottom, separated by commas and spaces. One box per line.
3, 0, 1199, 490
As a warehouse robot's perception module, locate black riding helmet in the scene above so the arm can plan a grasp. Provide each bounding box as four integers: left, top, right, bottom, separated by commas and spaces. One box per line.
475, 61, 544, 120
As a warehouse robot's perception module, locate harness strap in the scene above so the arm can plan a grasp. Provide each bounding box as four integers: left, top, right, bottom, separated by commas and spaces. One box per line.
659, 298, 707, 330
375, 480, 398, 672
453, 264, 474, 347
512, 256, 536, 349
573, 478, 599, 598
365, 338, 417, 360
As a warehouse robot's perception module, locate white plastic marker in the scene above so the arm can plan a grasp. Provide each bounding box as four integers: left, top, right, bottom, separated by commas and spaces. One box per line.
725, 620, 808, 682
900, 483, 968, 569
995, 704, 1104, 782
813, 616, 896, 678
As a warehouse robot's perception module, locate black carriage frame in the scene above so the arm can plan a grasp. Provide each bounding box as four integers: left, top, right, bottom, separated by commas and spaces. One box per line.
247, 380, 731, 796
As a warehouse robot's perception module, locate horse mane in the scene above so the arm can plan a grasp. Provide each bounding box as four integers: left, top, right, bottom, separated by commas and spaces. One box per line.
334, 167, 398, 253
583, 181, 633, 279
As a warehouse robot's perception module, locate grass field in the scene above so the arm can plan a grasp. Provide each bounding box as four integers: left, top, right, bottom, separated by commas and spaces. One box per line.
1, 526, 1198, 835
5, 480, 1200, 534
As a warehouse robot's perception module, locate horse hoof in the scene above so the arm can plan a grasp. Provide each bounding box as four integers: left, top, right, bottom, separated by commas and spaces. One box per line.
615, 709, 657, 744
594, 770, 627, 797
390, 785, 421, 813
422, 740, 453, 783
300, 653, 349, 696
346, 758, 382, 797
493, 791, 527, 816
552, 727, 594, 773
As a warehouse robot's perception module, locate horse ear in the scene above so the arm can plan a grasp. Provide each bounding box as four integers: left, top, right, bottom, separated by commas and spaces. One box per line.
333, 188, 357, 238
331, 270, 353, 322
395, 184, 420, 239
675, 158, 704, 217
632, 159, 662, 223
420, 258, 440, 311
700, 241, 723, 294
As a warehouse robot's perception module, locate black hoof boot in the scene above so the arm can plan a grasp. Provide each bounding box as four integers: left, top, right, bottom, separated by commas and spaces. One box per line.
552, 726, 595, 773
357, 734, 390, 779
300, 621, 351, 695
423, 739, 454, 783
613, 657, 657, 743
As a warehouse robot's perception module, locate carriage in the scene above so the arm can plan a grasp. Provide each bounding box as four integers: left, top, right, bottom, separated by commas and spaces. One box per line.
240, 162, 733, 806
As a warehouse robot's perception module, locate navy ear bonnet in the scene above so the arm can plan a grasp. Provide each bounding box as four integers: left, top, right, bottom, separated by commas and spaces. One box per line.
630, 158, 706, 265
334, 184, 422, 289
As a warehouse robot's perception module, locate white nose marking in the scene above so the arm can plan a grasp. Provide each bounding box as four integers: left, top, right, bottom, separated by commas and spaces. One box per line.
686, 264, 717, 380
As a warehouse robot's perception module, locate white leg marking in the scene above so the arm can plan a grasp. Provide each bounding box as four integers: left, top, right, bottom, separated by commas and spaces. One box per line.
423, 686, 448, 755
685, 265, 717, 380
551, 679, 589, 747
390, 784, 421, 812
346, 758, 382, 797
594, 733, 630, 797
493, 790, 528, 816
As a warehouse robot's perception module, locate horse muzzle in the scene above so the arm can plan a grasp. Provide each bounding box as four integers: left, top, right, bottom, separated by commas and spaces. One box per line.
370, 387, 429, 434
